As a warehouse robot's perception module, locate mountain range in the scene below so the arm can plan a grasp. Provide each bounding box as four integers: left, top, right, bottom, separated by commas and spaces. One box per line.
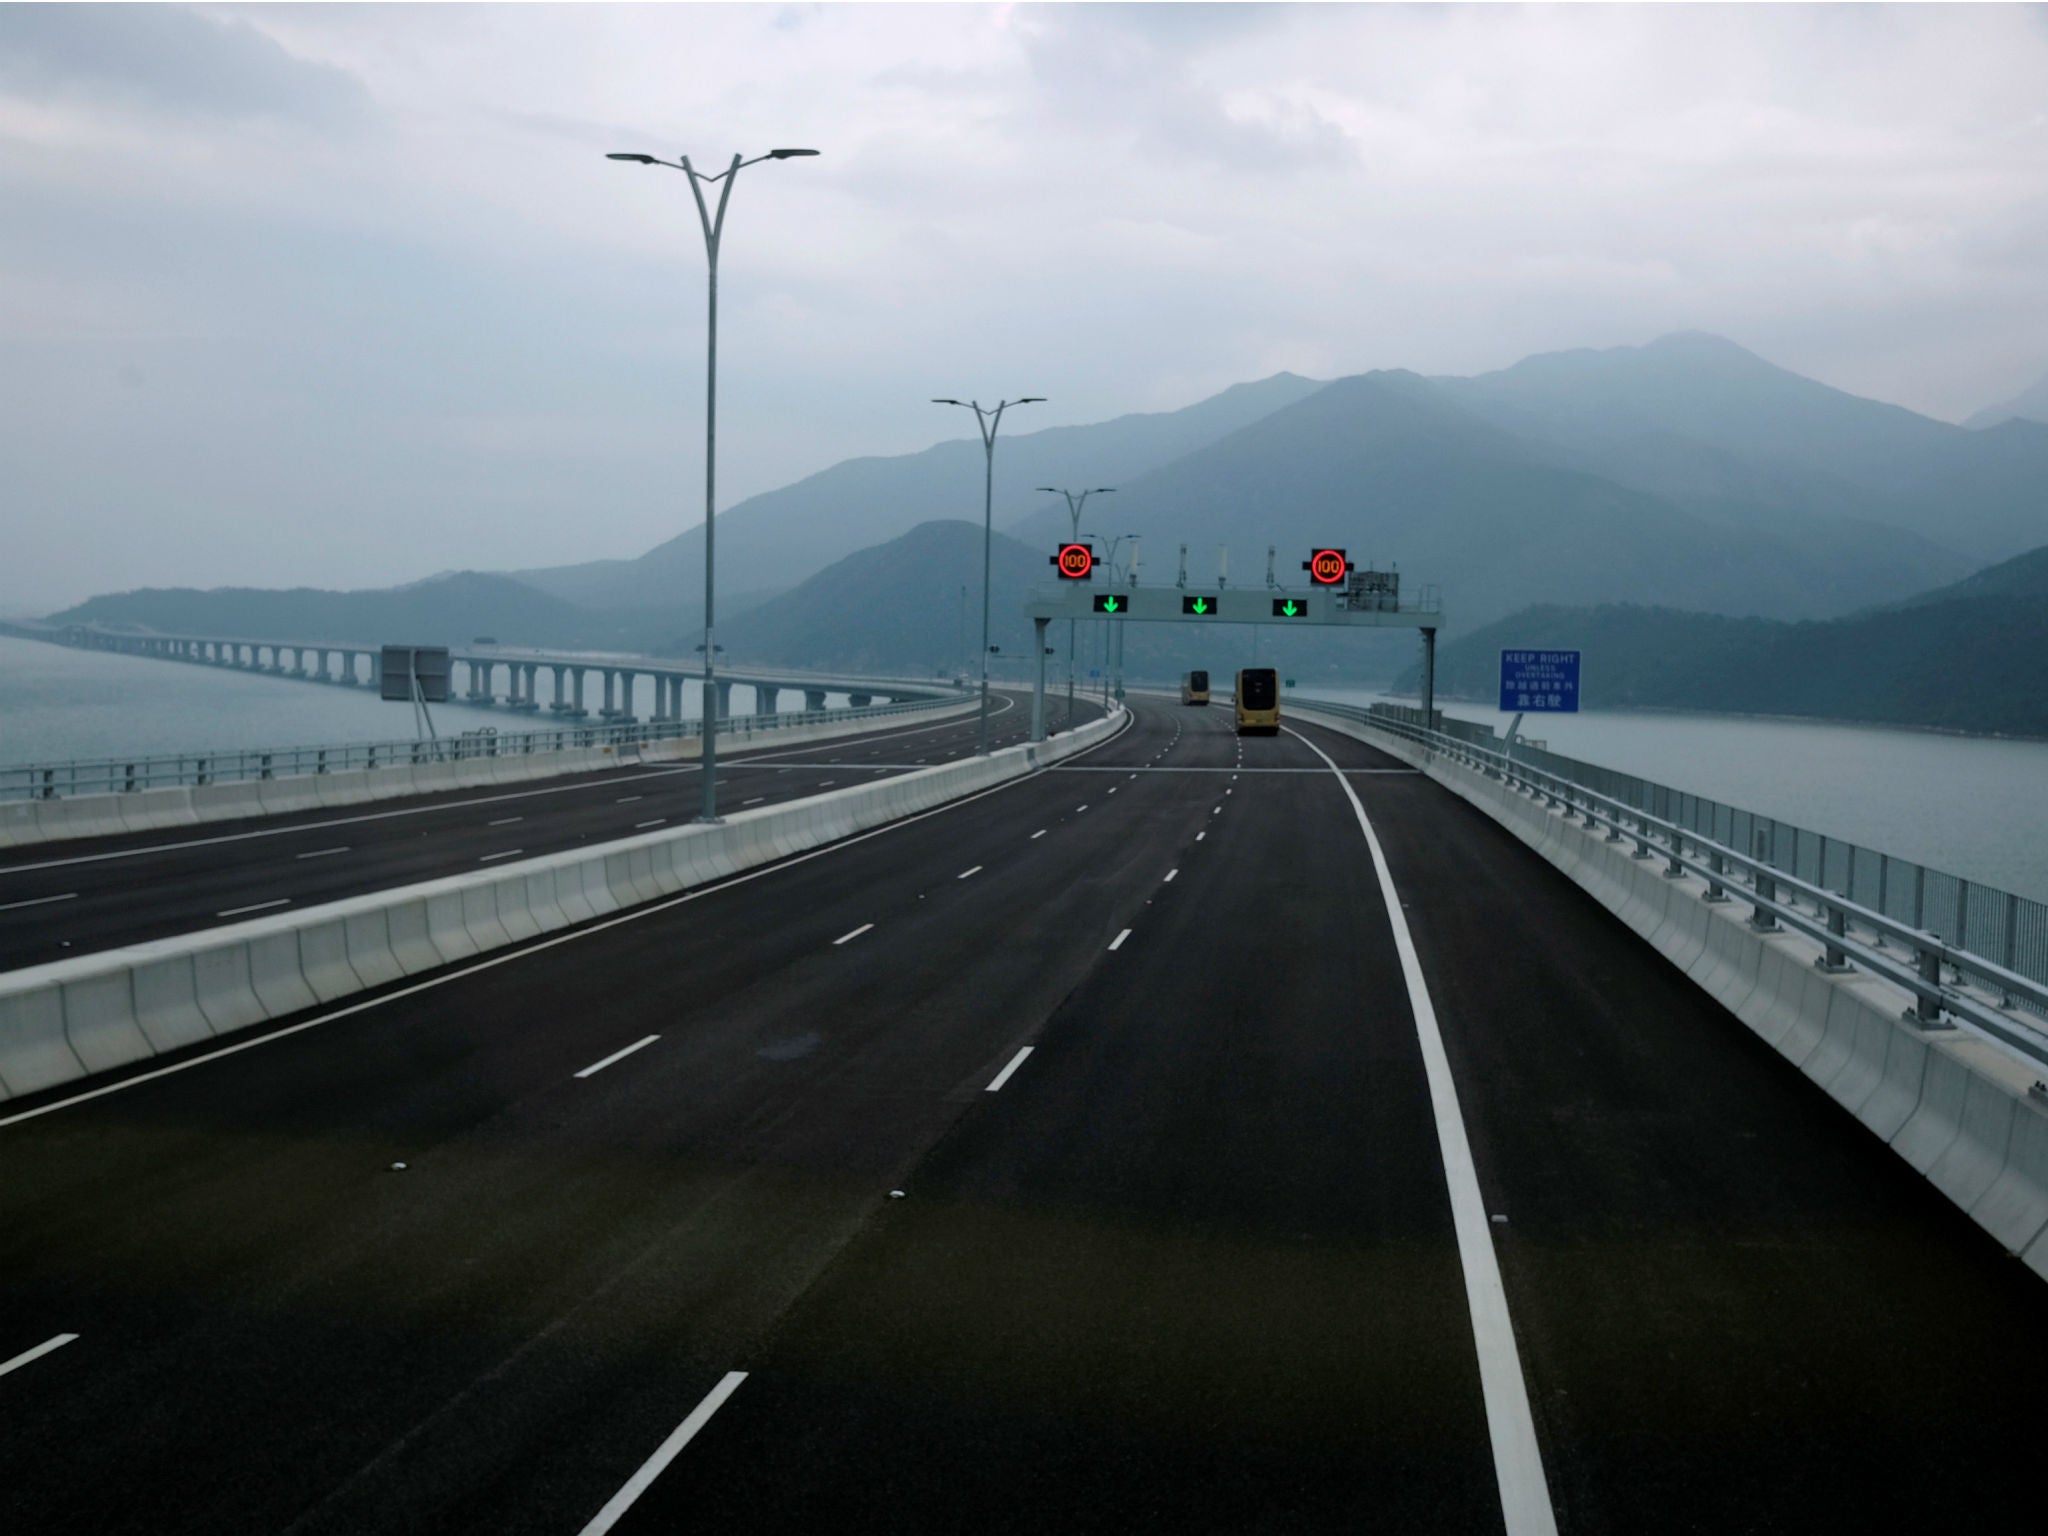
44, 332, 2048, 729
1404, 545, 2048, 738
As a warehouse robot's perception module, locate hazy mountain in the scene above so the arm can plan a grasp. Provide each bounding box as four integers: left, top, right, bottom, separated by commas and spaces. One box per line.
1966, 370, 2048, 430
1001, 368, 1967, 634
1435, 332, 2048, 560
1407, 545, 2048, 738
45, 571, 653, 650
511, 372, 1328, 613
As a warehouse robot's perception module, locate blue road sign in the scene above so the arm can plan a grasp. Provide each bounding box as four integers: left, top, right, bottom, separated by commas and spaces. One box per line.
1499, 649, 1580, 712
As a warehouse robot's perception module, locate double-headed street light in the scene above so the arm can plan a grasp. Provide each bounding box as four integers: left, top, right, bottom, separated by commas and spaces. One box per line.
1038, 486, 1114, 729
607, 145, 818, 823
933, 396, 1043, 755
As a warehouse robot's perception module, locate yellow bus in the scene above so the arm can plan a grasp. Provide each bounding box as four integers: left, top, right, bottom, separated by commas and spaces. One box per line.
1234, 667, 1280, 735
1180, 669, 1210, 705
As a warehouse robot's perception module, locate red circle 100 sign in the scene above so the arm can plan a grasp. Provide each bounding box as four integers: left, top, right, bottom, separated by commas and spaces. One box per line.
1308, 548, 1348, 585
1056, 543, 1094, 579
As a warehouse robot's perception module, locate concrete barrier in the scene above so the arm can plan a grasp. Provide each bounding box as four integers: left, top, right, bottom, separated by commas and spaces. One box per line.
1289, 702, 2048, 1282
0, 707, 1121, 1110
0, 698, 979, 851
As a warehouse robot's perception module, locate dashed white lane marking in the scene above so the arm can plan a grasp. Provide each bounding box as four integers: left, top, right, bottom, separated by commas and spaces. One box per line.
0, 1332, 79, 1379
1211, 806, 1222, 816
0, 891, 77, 912
574, 1034, 660, 1079
1164, 869, 1179, 883
576, 1371, 748, 1536
294, 846, 349, 860
985, 1045, 1034, 1092
634, 818, 667, 830
833, 923, 874, 945
957, 865, 983, 880
1107, 928, 1131, 951
742, 797, 767, 806
818, 780, 836, 788
1107, 787, 1117, 794
217, 897, 289, 918
614, 796, 642, 804
490, 816, 524, 826
1196, 831, 1206, 841
1075, 804, 1088, 814
1225, 788, 1232, 795
478, 848, 525, 863
1030, 829, 1046, 840
1285, 724, 1558, 1535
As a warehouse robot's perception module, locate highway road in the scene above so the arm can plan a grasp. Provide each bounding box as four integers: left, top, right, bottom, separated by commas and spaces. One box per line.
3, 692, 2047, 1533
0, 691, 1097, 970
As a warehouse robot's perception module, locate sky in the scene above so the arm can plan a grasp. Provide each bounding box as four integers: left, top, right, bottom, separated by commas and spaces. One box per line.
3, 1, 2046, 612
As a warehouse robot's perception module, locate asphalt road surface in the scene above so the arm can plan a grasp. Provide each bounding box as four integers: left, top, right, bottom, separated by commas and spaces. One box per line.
0, 691, 1098, 970
4, 691, 2046, 1534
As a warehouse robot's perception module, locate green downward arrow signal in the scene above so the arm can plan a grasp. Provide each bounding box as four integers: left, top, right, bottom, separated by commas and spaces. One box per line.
1283, 600, 1299, 616
1104, 596, 1120, 612
1193, 598, 1208, 614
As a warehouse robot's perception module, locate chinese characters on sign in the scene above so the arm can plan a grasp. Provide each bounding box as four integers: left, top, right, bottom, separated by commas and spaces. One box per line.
1497, 650, 1581, 713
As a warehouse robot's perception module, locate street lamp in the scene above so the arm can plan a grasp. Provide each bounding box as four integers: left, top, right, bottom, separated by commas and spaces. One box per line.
1084, 530, 1139, 705
1038, 486, 1114, 730
933, 396, 1043, 754
608, 144, 818, 823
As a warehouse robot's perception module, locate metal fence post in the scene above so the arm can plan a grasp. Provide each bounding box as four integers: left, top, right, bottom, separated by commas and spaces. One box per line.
1817, 899, 1851, 973
1704, 849, 1730, 904
1909, 933, 1949, 1028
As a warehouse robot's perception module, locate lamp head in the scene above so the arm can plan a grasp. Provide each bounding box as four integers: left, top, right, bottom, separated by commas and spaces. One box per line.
768, 148, 821, 159
606, 152, 658, 164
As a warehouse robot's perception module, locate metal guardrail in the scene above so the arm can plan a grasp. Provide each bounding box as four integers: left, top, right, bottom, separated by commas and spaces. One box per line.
1298, 696, 2048, 1071
0, 696, 963, 801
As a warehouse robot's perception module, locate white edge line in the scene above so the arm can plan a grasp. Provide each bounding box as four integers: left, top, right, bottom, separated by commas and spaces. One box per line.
0, 706, 1137, 1133
574, 1034, 660, 1079
294, 846, 349, 860
1283, 724, 1558, 1536
1107, 928, 1131, 951
833, 922, 874, 945
634, 818, 666, 829
0, 1331, 79, 1378
478, 848, 525, 863
576, 1371, 748, 1536
984, 1044, 1033, 1092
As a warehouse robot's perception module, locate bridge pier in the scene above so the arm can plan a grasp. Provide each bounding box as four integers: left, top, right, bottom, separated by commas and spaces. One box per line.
804, 688, 827, 712
757, 685, 779, 715
715, 680, 733, 719
848, 693, 872, 708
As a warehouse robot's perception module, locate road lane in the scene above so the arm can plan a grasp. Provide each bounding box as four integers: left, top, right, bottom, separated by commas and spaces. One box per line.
0, 693, 1097, 969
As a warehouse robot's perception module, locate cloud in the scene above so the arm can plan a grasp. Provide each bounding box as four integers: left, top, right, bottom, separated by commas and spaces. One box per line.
0, 2, 369, 126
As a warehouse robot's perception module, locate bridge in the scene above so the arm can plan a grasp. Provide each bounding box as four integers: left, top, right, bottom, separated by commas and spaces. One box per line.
4, 621, 957, 719
2, 679, 2046, 1532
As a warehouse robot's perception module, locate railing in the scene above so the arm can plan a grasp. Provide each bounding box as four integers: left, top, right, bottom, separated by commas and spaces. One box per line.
0, 695, 964, 802
1296, 695, 2048, 1070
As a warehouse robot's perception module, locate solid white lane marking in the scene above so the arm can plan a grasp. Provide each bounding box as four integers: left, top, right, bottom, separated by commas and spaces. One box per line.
294, 846, 349, 860
742, 797, 767, 806
957, 866, 983, 880
0, 1332, 79, 1379
216, 898, 289, 918
489, 816, 524, 826
833, 923, 874, 945
478, 848, 525, 863
634, 818, 667, 830
574, 1034, 660, 1079
985, 1045, 1034, 1092
0, 709, 1141, 1134
1030, 829, 1046, 840
1164, 869, 1178, 883
1284, 725, 1558, 1535
1108, 928, 1131, 951
0, 891, 77, 913
577, 1371, 748, 1536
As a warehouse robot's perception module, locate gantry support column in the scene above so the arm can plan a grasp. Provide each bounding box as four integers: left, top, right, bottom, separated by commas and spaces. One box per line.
1032, 615, 1049, 742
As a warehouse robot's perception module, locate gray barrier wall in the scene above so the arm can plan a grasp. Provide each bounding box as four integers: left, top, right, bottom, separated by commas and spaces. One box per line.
0, 700, 978, 851
0, 706, 1123, 1105
1291, 704, 2048, 1283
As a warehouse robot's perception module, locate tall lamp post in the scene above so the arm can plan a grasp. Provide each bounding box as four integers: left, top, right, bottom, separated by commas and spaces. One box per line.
1085, 530, 1138, 705
607, 144, 818, 823
933, 396, 1043, 754
1038, 485, 1113, 729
